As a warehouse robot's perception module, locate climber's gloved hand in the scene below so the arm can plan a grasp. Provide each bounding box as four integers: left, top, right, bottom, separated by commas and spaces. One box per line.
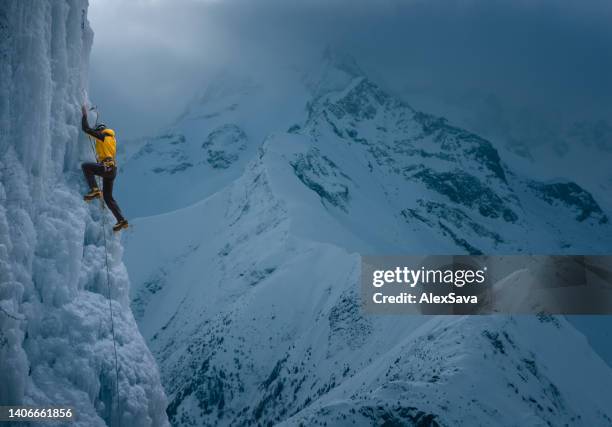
81, 104, 87, 116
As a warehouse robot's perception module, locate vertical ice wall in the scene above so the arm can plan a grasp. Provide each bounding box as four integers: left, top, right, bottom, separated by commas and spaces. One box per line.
0, 1, 168, 426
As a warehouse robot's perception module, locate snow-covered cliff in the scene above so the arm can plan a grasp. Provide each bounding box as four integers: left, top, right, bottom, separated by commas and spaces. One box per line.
0, 2, 167, 425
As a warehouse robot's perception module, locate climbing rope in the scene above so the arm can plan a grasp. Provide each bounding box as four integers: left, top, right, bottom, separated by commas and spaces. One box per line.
99, 189, 121, 427
0, 305, 25, 321
86, 122, 121, 426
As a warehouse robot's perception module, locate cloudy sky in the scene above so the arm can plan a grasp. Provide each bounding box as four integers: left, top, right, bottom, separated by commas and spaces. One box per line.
89, 0, 612, 145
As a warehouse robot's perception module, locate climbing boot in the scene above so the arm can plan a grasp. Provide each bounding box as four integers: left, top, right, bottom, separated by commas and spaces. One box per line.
113, 220, 129, 233
84, 187, 102, 202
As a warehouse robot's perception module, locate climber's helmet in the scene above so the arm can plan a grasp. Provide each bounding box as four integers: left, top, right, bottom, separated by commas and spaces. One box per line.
95, 123, 107, 132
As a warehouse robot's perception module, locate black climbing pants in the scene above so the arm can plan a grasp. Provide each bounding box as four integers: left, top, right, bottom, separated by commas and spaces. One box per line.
81, 162, 125, 222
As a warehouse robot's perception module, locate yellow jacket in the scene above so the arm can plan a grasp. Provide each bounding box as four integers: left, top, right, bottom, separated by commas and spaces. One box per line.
94, 129, 116, 161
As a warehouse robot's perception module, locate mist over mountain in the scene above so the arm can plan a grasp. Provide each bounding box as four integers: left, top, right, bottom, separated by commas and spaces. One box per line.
90, 0, 612, 144
91, 0, 612, 216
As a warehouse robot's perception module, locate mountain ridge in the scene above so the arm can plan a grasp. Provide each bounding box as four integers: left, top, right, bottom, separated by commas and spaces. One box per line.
120, 54, 612, 426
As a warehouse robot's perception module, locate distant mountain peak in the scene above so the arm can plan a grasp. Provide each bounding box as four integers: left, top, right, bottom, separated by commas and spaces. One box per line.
303, 47, 366, 98
321, 46, 364, 78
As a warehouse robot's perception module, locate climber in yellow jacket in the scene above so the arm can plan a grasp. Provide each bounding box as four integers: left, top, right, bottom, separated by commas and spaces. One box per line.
80, 105, 128, 232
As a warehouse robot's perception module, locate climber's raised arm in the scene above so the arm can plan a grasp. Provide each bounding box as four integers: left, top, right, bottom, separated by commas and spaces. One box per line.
81, 105, 106, 140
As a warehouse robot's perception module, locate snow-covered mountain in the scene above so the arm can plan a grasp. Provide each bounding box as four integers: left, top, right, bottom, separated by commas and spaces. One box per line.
120, 51, 612, 425
400, 90, 612, 217
0, 2, 167, 425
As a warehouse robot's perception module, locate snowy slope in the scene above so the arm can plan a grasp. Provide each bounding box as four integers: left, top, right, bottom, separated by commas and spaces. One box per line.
122, 53, 612, 426
281, 315, 612, 426
118, 69, 311, 218
0, 2, 167, 426
407, 91, 612, 217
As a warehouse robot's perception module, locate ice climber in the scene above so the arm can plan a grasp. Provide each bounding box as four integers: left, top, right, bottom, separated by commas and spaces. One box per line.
80, 105, 129, 232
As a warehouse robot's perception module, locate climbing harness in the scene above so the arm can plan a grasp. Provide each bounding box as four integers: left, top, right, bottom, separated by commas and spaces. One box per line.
86, 107, 121, 425
101, 157, 116, 170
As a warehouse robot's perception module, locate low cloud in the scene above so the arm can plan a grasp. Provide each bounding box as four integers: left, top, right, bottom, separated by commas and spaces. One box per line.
89, 0, 612, 140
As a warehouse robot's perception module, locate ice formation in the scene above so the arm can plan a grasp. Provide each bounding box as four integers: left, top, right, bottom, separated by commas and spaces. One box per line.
0, 2, 168, 425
